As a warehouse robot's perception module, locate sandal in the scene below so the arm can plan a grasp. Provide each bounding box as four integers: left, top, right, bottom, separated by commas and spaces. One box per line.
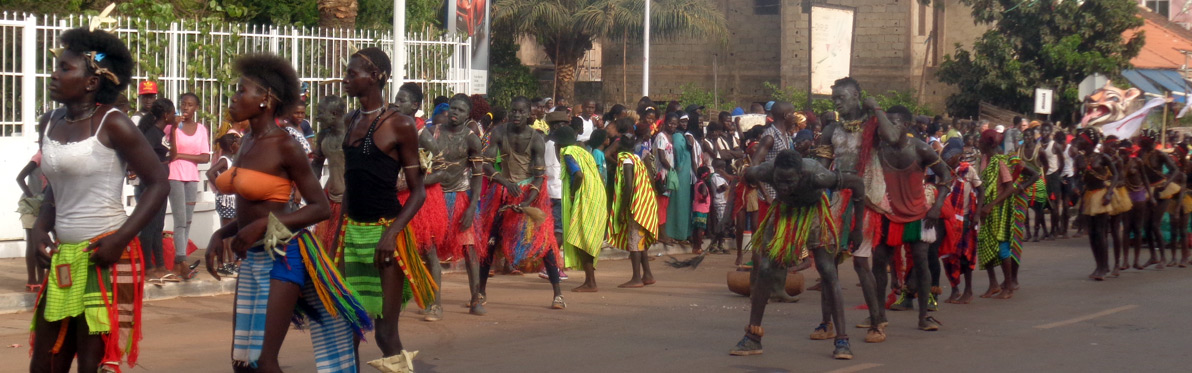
810, 323, 836, 340
25, 283, 42, 293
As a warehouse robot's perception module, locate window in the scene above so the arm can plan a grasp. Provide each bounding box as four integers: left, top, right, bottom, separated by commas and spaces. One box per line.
1147, 0, 1171, 18
754, 0, 780, 15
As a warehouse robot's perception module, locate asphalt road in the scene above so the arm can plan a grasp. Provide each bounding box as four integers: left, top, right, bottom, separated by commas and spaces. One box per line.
2, 237, 1189, 372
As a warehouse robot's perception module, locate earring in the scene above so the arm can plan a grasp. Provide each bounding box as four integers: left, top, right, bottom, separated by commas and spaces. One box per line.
260, 102, 266, 108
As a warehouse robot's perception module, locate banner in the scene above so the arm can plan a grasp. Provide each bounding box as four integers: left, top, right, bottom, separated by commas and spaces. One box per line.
1099, 97, 1166, 139
447, 0, 491, 94
810, 5, 855, 96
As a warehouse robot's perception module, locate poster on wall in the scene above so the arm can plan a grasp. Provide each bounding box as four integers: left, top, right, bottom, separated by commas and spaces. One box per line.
447, 0, 491, 94
810, 5, 855, 96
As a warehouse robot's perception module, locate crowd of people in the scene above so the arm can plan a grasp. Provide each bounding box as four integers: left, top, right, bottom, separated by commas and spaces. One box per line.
17, 24, 1192, 373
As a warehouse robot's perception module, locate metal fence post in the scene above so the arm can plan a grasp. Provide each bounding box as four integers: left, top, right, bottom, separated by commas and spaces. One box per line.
21, 15, 37, 138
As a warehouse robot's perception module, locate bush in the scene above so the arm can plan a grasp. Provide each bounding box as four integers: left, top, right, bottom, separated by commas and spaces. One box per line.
487, 38, 539, 109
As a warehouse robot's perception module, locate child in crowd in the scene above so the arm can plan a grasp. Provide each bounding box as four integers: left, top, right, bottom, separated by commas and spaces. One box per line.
692, 166, 713, 254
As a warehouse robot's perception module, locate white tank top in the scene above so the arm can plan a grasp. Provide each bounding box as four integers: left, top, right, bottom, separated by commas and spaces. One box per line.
1062, 143, 1075, 177
1043, 141, 1060, 175
41, 108, 128, 243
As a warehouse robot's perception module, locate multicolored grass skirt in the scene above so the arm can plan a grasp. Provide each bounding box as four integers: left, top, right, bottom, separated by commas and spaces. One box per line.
399, 183, 449, 256
340, 218, 437, 316
313, 193, 344, 257
475, 178, 557, 265
33, 235, 145, 372
233, 230, 373, 372
747, 193, 838, 266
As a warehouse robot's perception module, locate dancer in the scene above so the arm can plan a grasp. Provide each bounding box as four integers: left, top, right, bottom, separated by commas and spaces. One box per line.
554, 126, 608, 292
750, 103, 805, 304
867, 106, 951, 331
940, 139, 980, 304
423, 92, 484, 315
977, 129, 1039, 300
203, 53, 372, 373
1118, 140, 1149, 271
1020, 128, 1049, 242
729, 150, 864, 360
394, 85, 451, 322
478, 96, 564, 309
813, 78, 892, 343
1073, 129, 1119, 280
609, 127, 659, 288
339, 47, 432, 370
30, 26, 168, 373
1138, 129, 1183, 269
310, 95, 348, 255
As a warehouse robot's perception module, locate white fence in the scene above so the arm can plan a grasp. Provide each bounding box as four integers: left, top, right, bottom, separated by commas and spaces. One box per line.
0, 12, 472, 257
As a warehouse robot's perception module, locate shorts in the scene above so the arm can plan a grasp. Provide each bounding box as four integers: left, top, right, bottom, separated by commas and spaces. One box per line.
693, 212, 708, 230
1046, 172, 1062, 202
216, 194, 236, 219
259, 237, 307, 287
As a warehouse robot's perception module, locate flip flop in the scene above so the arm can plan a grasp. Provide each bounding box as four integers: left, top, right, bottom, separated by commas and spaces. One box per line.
25, 284, 42, 293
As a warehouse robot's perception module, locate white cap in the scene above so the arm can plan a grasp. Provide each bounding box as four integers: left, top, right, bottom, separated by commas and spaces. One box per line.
995, 125, 1006, 133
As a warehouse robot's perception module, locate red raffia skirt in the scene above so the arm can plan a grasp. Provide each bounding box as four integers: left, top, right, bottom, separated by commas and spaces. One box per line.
399, 183, 449, 257
313, 191, 344, 257
475, 178, 557, 265
439, 191, 477, 260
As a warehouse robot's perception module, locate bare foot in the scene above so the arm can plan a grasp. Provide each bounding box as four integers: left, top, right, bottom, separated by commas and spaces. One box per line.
993, 289, 1014, 299
945, 291, 961, 304
979, 287, 1000, 298
1180, 260, 1190, 268
572, 284, 598, 292
808, 281, 824, 292
642, 277, 656, 286
957, 292, 974, 304
1168, 258, 1179, 267
618, 279, 645, 288
1109, 268, 1120, 278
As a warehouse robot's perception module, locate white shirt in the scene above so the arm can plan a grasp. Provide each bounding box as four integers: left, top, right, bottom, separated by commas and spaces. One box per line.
1062, 143, 1075, 177
578, 116, 594, 142
545, 139, 562, 199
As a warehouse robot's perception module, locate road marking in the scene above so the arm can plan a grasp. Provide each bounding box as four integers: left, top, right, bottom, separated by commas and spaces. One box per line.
1034, 305, 1139, 329
824, 363, 883, 373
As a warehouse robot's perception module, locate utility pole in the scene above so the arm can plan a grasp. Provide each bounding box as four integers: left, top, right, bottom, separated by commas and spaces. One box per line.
642, 0, 650, 98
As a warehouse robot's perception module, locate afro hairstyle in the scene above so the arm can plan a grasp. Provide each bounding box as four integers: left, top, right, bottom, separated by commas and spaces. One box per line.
234, 53, 301, 117
58, 28, 133, 104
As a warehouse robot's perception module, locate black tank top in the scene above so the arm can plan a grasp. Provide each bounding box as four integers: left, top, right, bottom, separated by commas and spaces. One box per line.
343, 108, 402, 221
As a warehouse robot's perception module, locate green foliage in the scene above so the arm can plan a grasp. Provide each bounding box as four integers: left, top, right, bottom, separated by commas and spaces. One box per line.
487, 38, 539, 108
206, 0, 318, 26
873, 90, 933, 116
357, 0, 443, 31
677, 83, 722, 112
936, 0, 1144, 119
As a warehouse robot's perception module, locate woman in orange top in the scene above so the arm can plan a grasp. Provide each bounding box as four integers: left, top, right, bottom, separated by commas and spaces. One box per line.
205, 53, 371, 372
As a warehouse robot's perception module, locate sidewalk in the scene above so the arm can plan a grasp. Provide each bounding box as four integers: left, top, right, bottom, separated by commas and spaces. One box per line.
0, 243, 701, 314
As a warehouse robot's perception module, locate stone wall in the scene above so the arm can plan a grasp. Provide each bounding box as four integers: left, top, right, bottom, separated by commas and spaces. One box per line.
599, 0, 988, 112
601, 0, 782, 107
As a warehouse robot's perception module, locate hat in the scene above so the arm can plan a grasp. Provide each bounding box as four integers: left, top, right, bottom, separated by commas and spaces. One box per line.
431, 103, 450, 119
138, 81, 158, 95
731, 107, 745, 116
545, 111, 571, 124
995, 125, 1005, 134
765, 101, 775, 112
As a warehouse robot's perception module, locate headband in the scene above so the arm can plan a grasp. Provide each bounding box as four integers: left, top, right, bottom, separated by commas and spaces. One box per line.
351, 51, 390, 83
239, 76, 279, 104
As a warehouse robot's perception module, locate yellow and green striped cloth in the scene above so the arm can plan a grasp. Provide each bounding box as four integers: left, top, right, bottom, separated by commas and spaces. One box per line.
340, 219, 437, 317
561, 146, 608, 269
609, 152, 659, 250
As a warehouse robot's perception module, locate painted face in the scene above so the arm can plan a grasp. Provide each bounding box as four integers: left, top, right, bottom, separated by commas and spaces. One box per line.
180, 95, 199, 121
49, 50, 96, 104
1040, 125, 1053, 139
343, 56, 375, 98
772, 165, 804, 203
394, 90, 420, 116
509, 101, 530, 128
228, 77, 269, 122
316, 99, 345, 128
831, 85, 860, 118
448, 100, 471, 127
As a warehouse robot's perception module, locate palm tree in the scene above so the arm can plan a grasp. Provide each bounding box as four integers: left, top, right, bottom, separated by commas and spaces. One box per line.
318, 0, 358, 28
494, 0, 727, 103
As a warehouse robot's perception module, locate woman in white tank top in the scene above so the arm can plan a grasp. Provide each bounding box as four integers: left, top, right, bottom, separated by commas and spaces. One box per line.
30, 27, 169, 372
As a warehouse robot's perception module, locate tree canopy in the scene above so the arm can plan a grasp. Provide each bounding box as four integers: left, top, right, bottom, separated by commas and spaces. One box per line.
936, 0, 1144, 121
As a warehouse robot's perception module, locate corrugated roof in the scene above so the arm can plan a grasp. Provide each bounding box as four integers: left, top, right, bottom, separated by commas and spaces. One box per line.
1125, 8, 1192, 70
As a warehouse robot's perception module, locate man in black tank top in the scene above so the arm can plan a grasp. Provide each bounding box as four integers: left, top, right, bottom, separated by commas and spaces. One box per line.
340, 47, 429, 370
477, 96, 567, 310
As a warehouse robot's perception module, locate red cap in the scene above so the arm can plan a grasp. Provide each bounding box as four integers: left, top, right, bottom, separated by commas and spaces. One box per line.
138, 81, 158, 95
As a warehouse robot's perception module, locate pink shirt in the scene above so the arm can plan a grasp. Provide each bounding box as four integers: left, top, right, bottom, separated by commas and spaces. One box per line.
168, 123, 210, 182
692, 180, 711, 213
